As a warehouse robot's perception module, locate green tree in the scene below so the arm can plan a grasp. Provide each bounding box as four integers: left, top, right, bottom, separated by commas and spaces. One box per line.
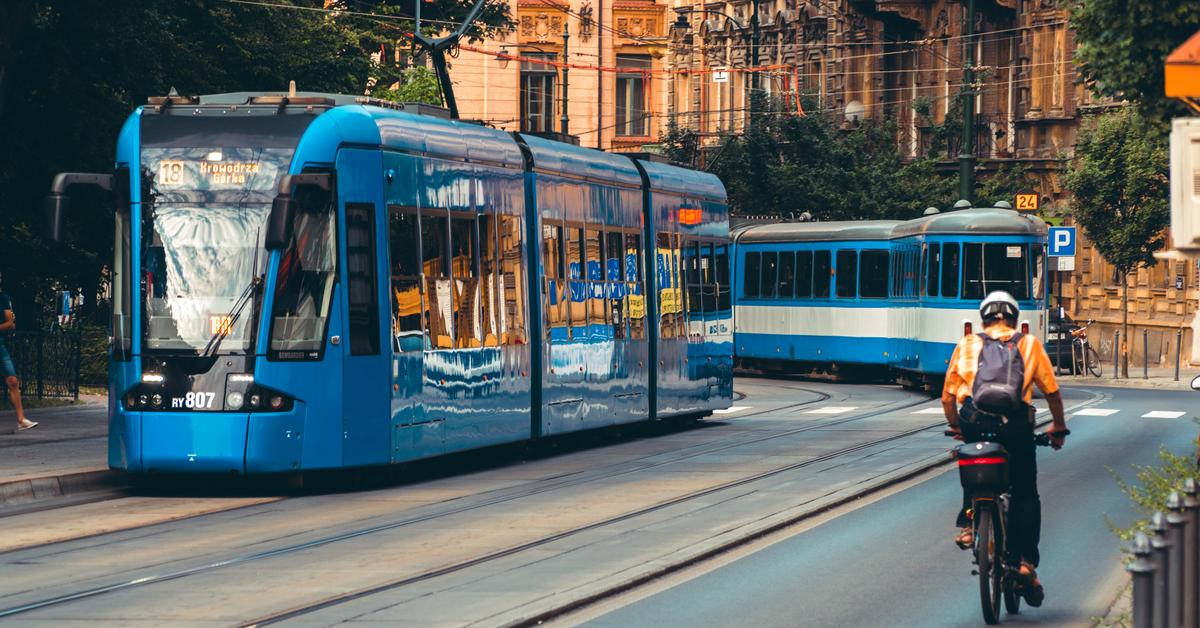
976, 163, 1039, 208
1062, 107, 1169, 376
373, 66, 443, 105
0, 0, 512, 321
1070, 0, 1200, 120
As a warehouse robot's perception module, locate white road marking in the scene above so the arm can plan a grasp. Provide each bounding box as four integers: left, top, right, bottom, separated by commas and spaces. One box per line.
913, 408, 945, 415
1073, 408, 1120, 417
713, 406, 752, 415
1142, 411, 1187, 419
805, 406, 859, 415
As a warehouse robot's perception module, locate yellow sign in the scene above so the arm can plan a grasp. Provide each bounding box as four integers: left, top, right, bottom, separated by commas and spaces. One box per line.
209, 315, 233, 335
1015, 192, 1039, 211
199, 160, 261, 185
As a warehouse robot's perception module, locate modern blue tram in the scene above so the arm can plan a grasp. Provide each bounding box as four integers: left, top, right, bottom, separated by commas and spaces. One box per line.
47, 92, 732, 475
731, 206, 1049, 386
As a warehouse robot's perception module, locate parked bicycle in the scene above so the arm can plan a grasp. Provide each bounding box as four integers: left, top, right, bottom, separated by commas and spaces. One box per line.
948, 428, 1067, 624
1069, 320, 1102, 378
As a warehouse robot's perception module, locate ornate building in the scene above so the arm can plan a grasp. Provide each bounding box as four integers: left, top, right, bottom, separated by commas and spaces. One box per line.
447, 0, 671, 150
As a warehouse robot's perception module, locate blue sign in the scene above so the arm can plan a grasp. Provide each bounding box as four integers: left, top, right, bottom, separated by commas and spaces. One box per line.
1049, 227, 1076, 257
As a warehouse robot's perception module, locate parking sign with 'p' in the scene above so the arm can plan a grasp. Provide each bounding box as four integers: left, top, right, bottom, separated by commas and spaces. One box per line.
1048, 226, 1076, 257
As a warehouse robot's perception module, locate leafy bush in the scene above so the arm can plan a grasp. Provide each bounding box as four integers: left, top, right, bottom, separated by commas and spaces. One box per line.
78, 325, 109, 387
1109, 446, 1200, 542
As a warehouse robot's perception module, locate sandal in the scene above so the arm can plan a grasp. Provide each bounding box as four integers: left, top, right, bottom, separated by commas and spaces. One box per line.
17, 419, 38, 431
955, 526, 973, 550
1018, 562, 1045, 607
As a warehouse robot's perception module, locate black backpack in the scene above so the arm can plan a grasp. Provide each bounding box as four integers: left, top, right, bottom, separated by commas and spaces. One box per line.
972, 332, 1025, 415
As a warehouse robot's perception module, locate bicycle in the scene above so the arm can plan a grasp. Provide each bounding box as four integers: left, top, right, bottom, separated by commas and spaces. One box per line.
947, 427, 1067, 624
1069, 321, 1102, 378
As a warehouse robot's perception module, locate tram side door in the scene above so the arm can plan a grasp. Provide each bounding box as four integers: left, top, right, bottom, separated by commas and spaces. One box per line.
337, 153, 391, 466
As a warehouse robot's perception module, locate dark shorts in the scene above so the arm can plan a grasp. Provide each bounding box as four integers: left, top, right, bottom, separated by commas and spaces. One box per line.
0, 343, 15, 379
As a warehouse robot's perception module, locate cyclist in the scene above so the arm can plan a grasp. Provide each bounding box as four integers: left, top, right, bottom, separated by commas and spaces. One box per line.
942, 291, 1068, 607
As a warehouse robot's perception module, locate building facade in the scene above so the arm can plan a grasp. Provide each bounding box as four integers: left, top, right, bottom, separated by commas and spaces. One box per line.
445, 0, 1197, 364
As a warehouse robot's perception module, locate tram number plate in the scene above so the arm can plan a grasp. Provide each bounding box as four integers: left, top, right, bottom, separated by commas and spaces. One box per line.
172, 392, 217, 409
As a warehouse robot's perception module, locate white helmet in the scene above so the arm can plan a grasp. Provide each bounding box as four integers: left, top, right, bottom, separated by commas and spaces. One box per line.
979, 291, 1019, 323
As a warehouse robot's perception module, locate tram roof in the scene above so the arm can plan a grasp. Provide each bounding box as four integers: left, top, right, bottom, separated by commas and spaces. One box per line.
519, 133, 643, 187
733, 220, 902, 243
635, 158, 726, 201
890, 206, 1048, 237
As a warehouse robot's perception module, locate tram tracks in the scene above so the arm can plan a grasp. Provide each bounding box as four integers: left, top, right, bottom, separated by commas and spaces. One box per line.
3, 384, 1096, 624
0, 384, 959, 621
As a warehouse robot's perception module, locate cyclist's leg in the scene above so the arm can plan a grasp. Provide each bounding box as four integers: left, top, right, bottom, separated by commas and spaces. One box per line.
1003, 423, 1041, 568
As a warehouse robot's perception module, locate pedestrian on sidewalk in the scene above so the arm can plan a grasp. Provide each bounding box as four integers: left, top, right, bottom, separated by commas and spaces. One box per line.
0, 272, 36, 431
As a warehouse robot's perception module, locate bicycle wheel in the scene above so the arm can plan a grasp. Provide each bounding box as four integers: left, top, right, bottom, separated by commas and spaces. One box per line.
1086, 344, 1103, 377
1004, 575, 1022, 614
976, 507, 1003, 624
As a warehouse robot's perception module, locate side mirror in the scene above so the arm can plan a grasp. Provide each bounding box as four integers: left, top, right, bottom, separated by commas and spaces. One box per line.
44, 172, 116, 242
266, 172, 331, 250
45, 194, 70, 242
1192, 374, 1200, 391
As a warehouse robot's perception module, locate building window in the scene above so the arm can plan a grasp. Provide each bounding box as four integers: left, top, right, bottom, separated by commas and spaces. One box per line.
520, 53, 557, 133
616, 55, 651, 136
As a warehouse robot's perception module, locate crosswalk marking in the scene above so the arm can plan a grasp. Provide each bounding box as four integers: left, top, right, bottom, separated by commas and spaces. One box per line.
913, 407, 945, 415
713, 406, 752, 415
1073, 408, 1120, 417
805, 406, 859, 415
1142, 411, 1187, 419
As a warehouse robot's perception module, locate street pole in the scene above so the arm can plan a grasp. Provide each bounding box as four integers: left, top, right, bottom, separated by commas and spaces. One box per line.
750, 0, 760, 124
958, 0, 976, 202
561, 20, 570, 135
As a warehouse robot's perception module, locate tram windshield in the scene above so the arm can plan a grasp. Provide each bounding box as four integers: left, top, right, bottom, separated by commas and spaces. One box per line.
140, 146, 292, 353
961, 242, 1032, 301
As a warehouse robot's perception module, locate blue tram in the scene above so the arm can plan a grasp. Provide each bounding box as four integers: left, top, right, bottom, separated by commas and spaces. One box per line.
48, 92, 731, 475
731, 206, 1048, 386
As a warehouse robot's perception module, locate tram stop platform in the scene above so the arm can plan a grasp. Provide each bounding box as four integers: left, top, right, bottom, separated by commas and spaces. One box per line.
0, 396, 117, 507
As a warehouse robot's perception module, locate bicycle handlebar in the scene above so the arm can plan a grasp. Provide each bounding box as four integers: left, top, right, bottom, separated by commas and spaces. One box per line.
943, 428, 1070, 446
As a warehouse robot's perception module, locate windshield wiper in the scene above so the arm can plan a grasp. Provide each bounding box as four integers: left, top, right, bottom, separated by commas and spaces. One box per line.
202, 230, 263, 357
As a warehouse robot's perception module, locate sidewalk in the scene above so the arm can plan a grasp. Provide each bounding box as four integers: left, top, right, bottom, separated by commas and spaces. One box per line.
1058, 365, 1200, 392
0, 395, 119, 506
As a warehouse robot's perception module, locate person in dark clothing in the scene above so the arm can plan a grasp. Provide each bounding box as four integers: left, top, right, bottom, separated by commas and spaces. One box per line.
0, 272, 36, 430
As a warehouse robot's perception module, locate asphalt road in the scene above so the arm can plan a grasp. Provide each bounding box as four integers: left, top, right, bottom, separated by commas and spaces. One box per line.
587, 386, 1199, 628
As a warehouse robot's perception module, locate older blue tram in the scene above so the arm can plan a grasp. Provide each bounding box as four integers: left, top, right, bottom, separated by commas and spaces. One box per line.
731, 207, 1049, 386
49, 92, 731, 475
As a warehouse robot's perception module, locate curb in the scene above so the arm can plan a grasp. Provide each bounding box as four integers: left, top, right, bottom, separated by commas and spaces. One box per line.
0, 468, 125, 508
1062, 379, 1196, 392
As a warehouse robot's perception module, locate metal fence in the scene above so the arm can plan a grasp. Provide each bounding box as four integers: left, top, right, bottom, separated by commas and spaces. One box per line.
1127, 478, 1200, 628
2, 329, 82, 401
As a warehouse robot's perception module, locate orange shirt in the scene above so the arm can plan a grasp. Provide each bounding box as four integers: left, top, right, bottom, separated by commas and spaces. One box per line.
942, 324, 1059, 405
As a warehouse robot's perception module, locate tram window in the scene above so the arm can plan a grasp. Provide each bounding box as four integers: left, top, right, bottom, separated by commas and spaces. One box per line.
963, 243, 1030, 300
625, 232, 646, 339
927, 243, 941, 298
586, 228, 605, 329
836, 250, 858, 298
542, 222, 566, 341
795, 251, 813, 298
859, 250, 889, 298
479, 214, 501, 347
1034, 244, 1047, 300
813, 250, 831, 298
919, 247, 927, 296
744, 251, 762, 298
270, 199, 337, 355
685, 240, 702, 286
569, 227, 585, 334
420, 213, 452, 349
499, 214, 527, 345
605, 231, 624, 281
388, 209, 422, 351
701, 242, 714, 285
761, 251, 779, 298
657, 232, 676, 338
715, 242, 730, 286
941, 243, 960, 298
450, 216, 481, 348
346, 204, 381, 355
778, 252, 796, 298
112, 209, 132, 359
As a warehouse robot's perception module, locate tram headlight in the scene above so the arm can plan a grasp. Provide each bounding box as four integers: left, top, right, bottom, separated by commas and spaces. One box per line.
151, 394, 163, 407
226, 391, 245, 410
269, 395, 284, 410
126, 393, 136, 408
138, 394, 148, 406
248, 393, 261, 408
